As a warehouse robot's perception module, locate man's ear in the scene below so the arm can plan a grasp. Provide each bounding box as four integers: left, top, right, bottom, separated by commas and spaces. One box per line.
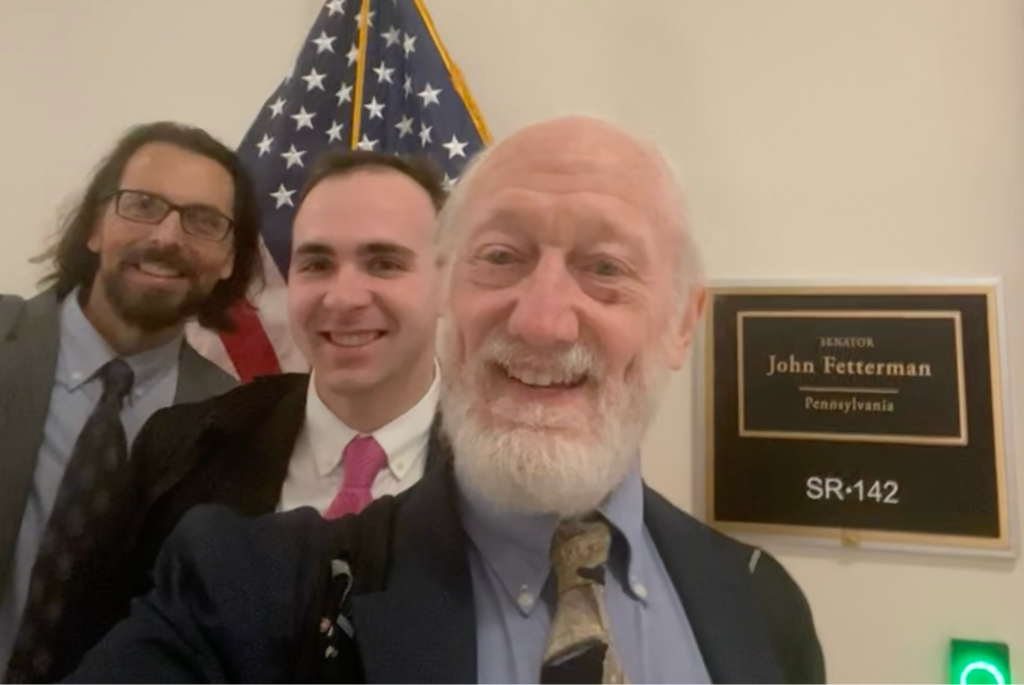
663, 285, 706, 370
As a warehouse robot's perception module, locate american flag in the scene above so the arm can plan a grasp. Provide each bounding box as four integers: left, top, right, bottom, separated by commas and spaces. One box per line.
187, 0, 491, 381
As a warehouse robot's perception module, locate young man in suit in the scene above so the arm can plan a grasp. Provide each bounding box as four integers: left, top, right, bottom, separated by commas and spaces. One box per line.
0, 121, 263, 682
9, 150, 449, 683
68, 116, 826, 684
116, 149, 448, 528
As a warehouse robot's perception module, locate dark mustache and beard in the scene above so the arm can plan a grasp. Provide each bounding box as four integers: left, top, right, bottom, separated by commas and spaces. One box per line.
102, 244, 210, 332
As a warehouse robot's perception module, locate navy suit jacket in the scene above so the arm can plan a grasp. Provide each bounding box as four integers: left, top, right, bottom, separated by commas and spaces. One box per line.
67, 465, 826, 684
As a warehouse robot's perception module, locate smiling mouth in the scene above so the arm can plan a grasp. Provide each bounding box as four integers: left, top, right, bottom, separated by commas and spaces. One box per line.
132, 262, 186, 279
321, 331, 386, 348
498, 363, 589, 390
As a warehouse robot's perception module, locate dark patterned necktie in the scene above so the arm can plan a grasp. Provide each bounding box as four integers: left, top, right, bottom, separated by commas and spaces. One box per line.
6, 358, 134, 683
541, 517, 629, 684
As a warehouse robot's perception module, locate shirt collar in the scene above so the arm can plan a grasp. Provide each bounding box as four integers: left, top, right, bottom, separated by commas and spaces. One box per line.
305, 359, 440, 479
457, 456, 647, 616
56, 288, 183, 403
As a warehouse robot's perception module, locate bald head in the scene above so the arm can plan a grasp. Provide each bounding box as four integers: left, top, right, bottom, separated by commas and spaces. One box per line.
478, 115, 664, 182
438, 116, 701, 307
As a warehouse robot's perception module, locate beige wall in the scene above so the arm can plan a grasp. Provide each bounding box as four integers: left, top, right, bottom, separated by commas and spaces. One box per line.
0, 0, 322, 294
2, 0, 1022, 682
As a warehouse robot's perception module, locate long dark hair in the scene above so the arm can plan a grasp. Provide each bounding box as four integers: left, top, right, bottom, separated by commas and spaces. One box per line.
34, 121, 264, 332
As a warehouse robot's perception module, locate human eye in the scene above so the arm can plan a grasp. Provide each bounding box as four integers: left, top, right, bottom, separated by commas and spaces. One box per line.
479, 246, 520, 266
298, 256, 332, 274
367, 255, 407, 275
583, 255, 631, 280
134, 194, 161, 210
592, 259, 625, 277
185, 208, 229, 238
120, 191, 166, 219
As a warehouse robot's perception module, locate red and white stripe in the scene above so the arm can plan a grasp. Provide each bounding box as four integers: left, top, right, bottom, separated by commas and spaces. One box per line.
186, 239, 309, 382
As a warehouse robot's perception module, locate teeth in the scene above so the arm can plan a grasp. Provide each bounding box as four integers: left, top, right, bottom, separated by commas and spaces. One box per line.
506, 367, 584, 387
329, 332, 381, 347
137, 262, 181, 278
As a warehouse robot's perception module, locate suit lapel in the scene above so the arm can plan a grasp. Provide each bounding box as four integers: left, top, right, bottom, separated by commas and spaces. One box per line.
0, 290, 60, 590
141, 374, 309, 519
352, 466, 477, 684
207, 377, 308, 515
644, 487, 783, 684
423, 412, 451, 473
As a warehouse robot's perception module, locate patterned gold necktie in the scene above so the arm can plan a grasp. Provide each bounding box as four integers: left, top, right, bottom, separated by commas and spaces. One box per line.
541, 518, 629, 684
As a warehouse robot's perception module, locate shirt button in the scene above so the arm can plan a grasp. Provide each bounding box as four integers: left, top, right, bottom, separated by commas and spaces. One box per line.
516, 587, 535, 611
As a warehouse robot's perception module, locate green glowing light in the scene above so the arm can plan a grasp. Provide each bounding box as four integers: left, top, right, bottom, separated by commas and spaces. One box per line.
959, 661, 1006, 685
950, 640, 1010, 685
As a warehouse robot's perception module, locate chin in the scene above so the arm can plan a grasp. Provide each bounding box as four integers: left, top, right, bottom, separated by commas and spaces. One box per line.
315, 368, 382, 396
103, 269, 205, 331
442, 377, 654, 519
453, 423, 638, 518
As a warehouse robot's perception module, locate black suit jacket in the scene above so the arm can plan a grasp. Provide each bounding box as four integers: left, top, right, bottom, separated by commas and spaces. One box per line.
21, 372, 448, 683
67, 461, 826, 684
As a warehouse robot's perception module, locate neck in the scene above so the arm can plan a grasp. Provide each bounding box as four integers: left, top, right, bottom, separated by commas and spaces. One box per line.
81, 284, 182, 357
316, 352, 436, 434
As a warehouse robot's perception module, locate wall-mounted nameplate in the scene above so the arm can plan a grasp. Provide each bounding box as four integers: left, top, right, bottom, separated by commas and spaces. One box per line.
697, 282, 1013, 556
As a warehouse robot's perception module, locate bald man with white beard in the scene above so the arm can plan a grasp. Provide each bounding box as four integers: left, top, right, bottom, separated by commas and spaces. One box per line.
67, 116, 825, 685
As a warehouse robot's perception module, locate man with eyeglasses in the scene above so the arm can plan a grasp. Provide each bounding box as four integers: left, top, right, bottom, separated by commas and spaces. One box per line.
0, 121, 263, 683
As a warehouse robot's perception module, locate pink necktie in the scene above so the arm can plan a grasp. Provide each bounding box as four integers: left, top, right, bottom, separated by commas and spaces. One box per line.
324, 435, 387, 520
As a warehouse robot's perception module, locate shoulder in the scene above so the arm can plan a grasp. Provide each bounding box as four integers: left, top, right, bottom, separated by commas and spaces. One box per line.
643, 486, 759, 563
0, 293, 26, 311
646, 492, 803, 605
0, 289, 57, 338
0, 293, 26, 337
643, 487, 826, 683
176, 342, 238, 401
134, 372, 309, 460
152, 372, 308, 431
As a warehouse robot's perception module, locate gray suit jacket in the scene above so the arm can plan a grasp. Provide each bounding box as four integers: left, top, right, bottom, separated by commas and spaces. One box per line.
0, 288, 237, 597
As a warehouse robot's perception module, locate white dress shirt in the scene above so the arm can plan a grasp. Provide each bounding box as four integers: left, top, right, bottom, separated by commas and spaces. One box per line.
278, 362, 440, 514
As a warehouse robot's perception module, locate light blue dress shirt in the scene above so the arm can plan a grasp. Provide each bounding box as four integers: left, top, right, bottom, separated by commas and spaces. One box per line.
458, 464, 713, 684
0, 290, 182, 676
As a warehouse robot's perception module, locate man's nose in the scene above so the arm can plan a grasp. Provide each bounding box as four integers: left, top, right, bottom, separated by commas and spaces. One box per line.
506, 255, 580, 346
148, 210, 188, 247
323, 265, 373, 310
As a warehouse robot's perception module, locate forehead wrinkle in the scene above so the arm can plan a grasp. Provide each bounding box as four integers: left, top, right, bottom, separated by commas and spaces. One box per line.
468, 184, 658, 264
469, 151, 668, 235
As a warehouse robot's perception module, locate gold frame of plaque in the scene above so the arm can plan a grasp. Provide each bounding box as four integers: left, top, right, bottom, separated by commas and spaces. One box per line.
694, 280, 1016, 557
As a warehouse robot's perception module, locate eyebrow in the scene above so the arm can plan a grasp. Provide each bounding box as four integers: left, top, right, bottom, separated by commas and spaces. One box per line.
291, 240, 417, 260
477, 205, 645, 248
122, 189, 229, 216
357, 242, 417, 261
292, 241, 335, 259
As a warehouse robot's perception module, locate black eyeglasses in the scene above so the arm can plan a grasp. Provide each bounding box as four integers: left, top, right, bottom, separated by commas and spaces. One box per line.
108, 189, 234, 242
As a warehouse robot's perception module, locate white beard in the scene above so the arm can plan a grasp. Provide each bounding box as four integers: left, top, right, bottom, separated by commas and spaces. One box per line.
441, 332, 669, 518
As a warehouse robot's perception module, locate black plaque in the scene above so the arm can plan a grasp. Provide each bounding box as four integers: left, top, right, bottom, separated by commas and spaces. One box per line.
702, 284, 1010, 552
